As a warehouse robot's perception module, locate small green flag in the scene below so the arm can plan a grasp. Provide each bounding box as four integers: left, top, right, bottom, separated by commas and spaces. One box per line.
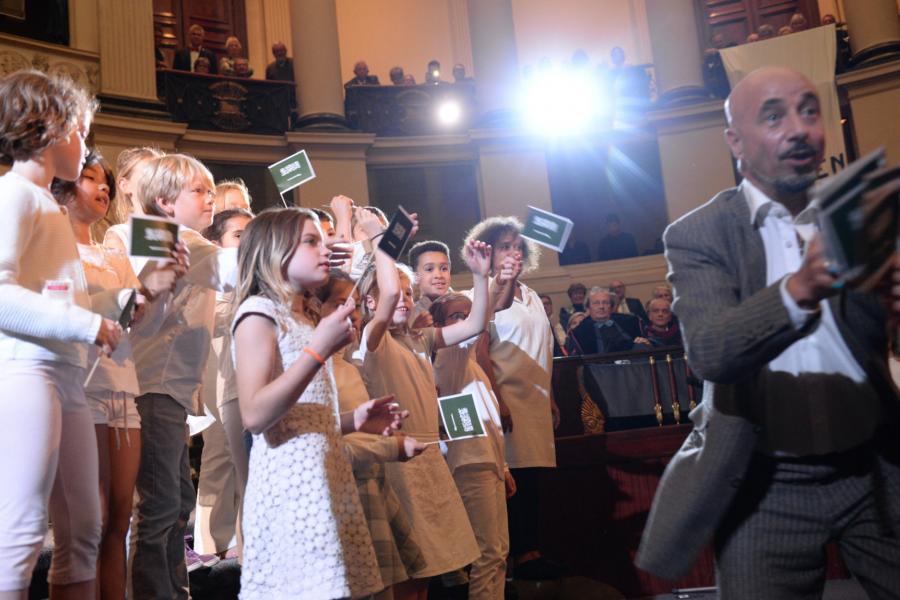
118, 288, 138, 330
129, 214, 180, 260
438, 393, 486, 441
521, 205, 574, 253
268, 149, 316, 194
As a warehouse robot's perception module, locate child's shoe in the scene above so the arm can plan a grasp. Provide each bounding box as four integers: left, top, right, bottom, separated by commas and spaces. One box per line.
184, 535, 220, 572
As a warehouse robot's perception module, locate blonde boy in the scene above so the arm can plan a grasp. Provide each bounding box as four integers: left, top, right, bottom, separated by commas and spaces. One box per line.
129, 154, 238, 600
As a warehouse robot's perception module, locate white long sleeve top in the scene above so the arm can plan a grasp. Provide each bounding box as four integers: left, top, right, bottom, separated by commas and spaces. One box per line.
0, 172, 111, 368
130, 227, 237, 414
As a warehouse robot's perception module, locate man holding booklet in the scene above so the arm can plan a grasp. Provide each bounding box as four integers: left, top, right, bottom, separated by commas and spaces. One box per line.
636, 66, 900, 599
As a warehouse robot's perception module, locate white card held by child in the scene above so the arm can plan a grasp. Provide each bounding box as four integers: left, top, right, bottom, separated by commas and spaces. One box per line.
520, 205, 574, 252
129, 214, 180, 261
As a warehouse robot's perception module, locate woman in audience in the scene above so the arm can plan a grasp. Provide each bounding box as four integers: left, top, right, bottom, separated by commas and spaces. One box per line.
220, 37, 253, 77
463, 216, 564, 581
52, 148, 185, 599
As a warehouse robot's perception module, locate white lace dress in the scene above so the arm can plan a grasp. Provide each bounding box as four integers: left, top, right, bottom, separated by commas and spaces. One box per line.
233, 296, 382, 600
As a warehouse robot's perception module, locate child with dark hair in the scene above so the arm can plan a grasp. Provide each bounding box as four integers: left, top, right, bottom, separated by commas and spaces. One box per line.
52, 148, 185, 599
310, 207, 336, 238
0, 69, 123, 597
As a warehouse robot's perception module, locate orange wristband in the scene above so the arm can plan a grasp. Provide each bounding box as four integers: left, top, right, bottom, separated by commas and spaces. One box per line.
302, 347, 326, 366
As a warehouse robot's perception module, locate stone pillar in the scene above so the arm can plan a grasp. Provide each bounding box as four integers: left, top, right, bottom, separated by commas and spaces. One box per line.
288, 0, 348, 130
644, 0, 709, 105
465, 0, 521, 125
843, 0, 900, 68
97, 0, 163, 113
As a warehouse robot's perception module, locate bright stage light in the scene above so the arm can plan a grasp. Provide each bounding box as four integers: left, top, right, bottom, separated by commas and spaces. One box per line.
523, 72, 603, 134
438, 102, 461, 124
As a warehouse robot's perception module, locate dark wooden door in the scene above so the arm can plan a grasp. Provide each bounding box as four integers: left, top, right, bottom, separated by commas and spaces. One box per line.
153, 0, 247, 68
694, 0, 821, 48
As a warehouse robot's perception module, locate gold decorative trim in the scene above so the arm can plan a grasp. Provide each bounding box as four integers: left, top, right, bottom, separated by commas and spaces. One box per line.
577, 366, 605, 435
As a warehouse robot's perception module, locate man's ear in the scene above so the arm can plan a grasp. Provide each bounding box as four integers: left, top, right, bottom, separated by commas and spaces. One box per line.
155, 196, 176, 217
725, 128, 743, 163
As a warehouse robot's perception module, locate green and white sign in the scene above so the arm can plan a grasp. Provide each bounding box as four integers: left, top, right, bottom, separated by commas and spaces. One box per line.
521, 205, 574, 253
268, 149, 316, 194
130, 214, 180, 260
438, 393, 486, 441
118, 288, 138, 330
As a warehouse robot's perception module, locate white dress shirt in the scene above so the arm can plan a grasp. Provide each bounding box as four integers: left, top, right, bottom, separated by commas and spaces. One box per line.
742, 178, 865, 383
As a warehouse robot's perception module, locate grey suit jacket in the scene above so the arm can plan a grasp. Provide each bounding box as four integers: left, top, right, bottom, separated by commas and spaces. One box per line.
635, 186, 899, 580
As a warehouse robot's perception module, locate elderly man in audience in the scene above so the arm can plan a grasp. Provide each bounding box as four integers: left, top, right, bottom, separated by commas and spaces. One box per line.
747, 33, 760, 43
173, 24, 218, 74
220, 37, 252, 77
233, 58, 251, 78
344, 61, 380, 89
452, 64, 475, 83
559, 282, 587, 331
389, 66, 405, 85
643, 299, 682, 347
758, 24, 775, 40
265, 42, 294, 81
790, 13, 808, 32
610, 280, 649, 324
566, 288, 648, 356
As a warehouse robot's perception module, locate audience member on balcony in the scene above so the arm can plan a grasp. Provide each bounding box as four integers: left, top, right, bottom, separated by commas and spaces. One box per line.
540, 295, 567, 358
778, 26, 793, 36
566, 288, 648, 356
402, 74, 416, 85
265, 42, 294, 82
571, 49, 590, 71
790, 13, 807, 33
610, 280, 649, 324
173, 24, 218, 74
565, 312, 586, 337
558, 231, 591, 266
643, 299, 682, 347
194, 57, 211, 75
155, 25, 168, 69
233, 58, 251, 78
389, 66, 405, 85
610, 46, 630, 69
559, 282, 586, 331
703, 34, 732, 99
425, 60, 444, 84
452, 64, 474, 83
758, 24, 775, 40
220, 37, 253, 78
597, 213, 638, 262
747, 33, 760, 43
345, 61, 380, 89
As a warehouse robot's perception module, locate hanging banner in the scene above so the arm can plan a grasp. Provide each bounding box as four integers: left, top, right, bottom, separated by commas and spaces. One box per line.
719, 25, 847, 179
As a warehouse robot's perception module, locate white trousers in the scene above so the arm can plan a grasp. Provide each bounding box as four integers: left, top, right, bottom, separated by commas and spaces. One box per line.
453, 463, 509, 600
193, 398, 239, 555
219, 397, 248, 561
0, 359, 101, 590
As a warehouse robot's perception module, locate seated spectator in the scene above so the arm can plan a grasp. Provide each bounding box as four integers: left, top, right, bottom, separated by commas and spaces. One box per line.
540, 295, 567, 358
778, 26, 793, 36
822, 14, 836, 26
597, 213, 638, 261
425, 60, 444, 84
402, 74, 416, 85
643, 298, 682, 347
389, 66, 405, 85
194, 56, 211, 74
566, 312, 586, 336
651, 284, 673, 303
703, 34, 732, 99
609, 280, 648, 324
220, 37, 253, 77
559, 232, 591, 266
747, 33, 760, 43
452, 63, 474, 83
610, 46, 629, 69
233, 57, 251, 78
265, 42, 294, 81
790, 13, 807, 32
758, 24, 775, 40
559, 282, 586, 331
565, 288, 648, 356
344, 61, 379, 89
155, 25, 168, 69
173, 24, 218, 74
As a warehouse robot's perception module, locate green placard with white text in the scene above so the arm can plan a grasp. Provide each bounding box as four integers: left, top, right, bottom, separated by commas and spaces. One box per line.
520, 205, 574, 253
129, 214, 180, 260
268, 149, 316, 194
438, 393, 486, 441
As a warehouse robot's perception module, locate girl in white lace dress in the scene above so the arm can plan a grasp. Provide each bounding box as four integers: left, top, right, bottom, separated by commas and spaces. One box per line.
354, 208, 491, 600
231, 208, 409, 600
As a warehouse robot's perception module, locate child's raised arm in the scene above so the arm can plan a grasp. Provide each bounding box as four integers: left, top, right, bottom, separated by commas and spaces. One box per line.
361, 209, 400, 352
235, 301, 357, 434
434, 240, 491, 350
